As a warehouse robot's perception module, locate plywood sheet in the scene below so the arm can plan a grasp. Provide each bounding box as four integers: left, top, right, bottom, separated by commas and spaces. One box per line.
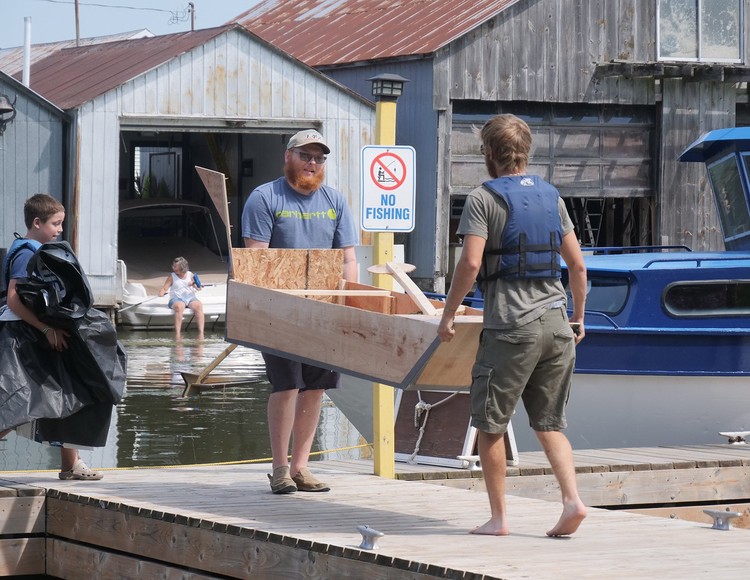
231, 248, 343, 293
195, 166, 233, 264
232, 248, 311, 287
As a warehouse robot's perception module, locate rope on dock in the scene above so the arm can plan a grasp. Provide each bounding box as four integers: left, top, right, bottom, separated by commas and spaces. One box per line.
407, 391, 461, 463
0, 442, 374, 473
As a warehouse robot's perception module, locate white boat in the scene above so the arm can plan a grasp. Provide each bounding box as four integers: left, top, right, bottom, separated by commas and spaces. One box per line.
119, 272, 227, 330
117, 199, 228, 330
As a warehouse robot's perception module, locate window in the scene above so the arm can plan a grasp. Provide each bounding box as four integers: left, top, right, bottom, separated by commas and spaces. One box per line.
665, 281, 750, 316
707, 153, 750, 244
565, 275, 630, 315
451, 101, 655, 198
658, 0, 742, 62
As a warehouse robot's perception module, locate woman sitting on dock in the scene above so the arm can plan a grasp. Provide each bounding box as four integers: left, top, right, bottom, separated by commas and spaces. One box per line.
158, 256, 205, 339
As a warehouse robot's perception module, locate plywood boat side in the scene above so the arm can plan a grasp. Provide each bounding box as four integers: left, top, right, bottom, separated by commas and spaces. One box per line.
226, 280, 431, 387
410, 320, 482, 390
226, 284, 482, 389
225, 248, 482, 389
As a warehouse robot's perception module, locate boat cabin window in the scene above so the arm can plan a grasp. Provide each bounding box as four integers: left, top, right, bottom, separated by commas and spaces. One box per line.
707, 154, 750, 243
664, 281, 750, 316
566, 276, 629, 314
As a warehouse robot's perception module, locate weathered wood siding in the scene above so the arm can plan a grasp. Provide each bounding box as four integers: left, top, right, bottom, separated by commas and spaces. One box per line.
435, 0, 657, 108
72, 29, 374, 306
433, 0, 750, 254
659, 80, 736, 250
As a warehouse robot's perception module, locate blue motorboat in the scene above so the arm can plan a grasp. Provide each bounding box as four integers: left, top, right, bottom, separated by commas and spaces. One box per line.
513, 130, 750, 450
510, 246, 750, 451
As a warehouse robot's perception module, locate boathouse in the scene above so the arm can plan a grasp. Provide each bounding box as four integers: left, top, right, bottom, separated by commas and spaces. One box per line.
0, 25, 375, 309
0, 71, 67, 268
236, 0, 750, 292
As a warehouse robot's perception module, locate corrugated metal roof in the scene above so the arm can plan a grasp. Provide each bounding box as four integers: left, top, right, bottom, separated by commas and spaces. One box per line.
17, 26, 234, 110
0, 70, 67, 118
0, 29, 154, 77
232, 0, 520, 66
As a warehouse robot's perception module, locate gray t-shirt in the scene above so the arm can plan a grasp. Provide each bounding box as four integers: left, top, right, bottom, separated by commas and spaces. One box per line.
457, 176, 574, 329
242, 177, 358, 249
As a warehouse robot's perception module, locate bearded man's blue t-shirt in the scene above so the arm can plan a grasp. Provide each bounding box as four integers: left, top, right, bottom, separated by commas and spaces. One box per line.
241, 177, 357, 249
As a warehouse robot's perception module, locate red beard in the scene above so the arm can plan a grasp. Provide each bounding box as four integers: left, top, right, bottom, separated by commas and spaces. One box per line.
285, 164, 325, 193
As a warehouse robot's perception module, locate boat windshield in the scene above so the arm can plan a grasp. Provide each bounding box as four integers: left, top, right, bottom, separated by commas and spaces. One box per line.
664, 281, 750, 317
707, 154, 750, 244
566, 275, 629, 314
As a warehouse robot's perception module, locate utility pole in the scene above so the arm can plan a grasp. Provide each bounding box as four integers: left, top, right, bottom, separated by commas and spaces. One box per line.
75, 0, 80, 46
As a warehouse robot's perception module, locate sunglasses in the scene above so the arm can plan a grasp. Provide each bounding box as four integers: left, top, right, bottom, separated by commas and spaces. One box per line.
293, 149, 327, 164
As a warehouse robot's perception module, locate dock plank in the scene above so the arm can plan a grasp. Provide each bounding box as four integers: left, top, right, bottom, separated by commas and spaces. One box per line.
2, 458, 749, 580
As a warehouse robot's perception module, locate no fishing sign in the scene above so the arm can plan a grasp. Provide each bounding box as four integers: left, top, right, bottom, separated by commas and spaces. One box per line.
360, 145, 416, 232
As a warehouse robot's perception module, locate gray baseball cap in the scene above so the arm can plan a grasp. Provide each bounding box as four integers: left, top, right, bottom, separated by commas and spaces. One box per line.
286, 129, 330, 154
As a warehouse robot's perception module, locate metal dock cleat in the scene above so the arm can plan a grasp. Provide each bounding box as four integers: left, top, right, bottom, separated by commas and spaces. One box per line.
703, 508, 742, 530
457, 454, 481, 471
356, 524, 384, 550
718, 431, 750, 444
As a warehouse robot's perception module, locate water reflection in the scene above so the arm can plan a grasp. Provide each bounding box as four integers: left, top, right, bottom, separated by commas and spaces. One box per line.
0, 330, 367, 472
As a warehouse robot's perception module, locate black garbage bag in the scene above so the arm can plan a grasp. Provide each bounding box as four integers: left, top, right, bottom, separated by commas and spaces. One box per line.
0, 241, 126, 447
35, 402, 115, 448
15, 240, 93, 331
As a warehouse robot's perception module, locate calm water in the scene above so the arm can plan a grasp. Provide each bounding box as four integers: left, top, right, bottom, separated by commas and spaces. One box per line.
0, 329, 367, 472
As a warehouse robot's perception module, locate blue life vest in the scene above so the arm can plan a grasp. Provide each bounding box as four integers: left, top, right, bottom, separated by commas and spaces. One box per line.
479, 176, 562, 282
2, 235, 42, 292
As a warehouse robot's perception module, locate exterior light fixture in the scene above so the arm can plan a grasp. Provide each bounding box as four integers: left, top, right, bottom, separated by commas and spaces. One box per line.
367, 73, 410, 100
0, 93, 17, 135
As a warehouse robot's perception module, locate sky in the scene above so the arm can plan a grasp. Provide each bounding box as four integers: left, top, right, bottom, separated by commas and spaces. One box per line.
0, 0, 263, 49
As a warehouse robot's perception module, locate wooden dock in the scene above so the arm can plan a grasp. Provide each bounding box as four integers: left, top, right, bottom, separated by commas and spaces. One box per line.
2, 445, 750, 579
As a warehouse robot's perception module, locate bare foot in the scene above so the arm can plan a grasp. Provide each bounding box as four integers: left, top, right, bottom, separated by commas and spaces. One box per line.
469, 518, 509, 536
546, 501, 587, 537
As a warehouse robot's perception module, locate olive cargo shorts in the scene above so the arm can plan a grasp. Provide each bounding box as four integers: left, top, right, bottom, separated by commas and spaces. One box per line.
470, 307, 576, 434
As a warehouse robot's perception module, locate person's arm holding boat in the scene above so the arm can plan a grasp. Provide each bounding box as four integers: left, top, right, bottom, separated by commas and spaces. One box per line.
560, 230, 586, 343
437, 233, 484, 342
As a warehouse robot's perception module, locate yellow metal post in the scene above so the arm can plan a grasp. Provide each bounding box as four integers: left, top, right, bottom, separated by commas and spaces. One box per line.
372, 98, 397, 478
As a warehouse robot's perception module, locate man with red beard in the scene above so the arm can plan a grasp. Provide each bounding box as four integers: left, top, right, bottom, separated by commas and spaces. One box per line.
242, 129, 358, 494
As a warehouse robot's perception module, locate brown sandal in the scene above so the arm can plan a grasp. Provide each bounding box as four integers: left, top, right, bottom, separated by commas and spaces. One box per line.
292, 467, 330, 492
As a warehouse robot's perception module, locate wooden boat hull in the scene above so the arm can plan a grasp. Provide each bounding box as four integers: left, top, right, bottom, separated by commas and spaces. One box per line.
225, 249, 482, 390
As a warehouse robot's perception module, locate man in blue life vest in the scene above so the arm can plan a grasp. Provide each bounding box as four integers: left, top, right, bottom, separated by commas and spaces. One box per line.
242, 129, 358, 494
438, 114, 588, 537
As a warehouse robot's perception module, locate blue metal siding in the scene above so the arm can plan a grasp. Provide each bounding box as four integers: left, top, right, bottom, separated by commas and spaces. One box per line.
0, 78, 65, 250
324, 60, 438, 281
